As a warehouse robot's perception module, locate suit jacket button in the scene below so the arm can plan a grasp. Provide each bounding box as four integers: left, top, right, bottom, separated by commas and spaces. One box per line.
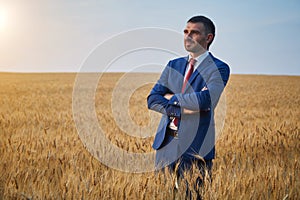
174, 101, 178, 105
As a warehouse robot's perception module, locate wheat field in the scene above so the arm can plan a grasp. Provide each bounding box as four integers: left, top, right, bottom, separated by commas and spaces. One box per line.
0, 73, 299, 199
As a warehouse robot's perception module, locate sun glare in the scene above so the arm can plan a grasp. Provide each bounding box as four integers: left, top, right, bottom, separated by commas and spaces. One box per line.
0, 8, 7, 31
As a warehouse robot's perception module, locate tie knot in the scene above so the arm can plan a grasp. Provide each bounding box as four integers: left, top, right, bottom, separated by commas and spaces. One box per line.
189, 58, 196, 67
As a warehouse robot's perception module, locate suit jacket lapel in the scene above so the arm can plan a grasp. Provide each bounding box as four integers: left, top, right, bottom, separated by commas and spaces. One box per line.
183, 54, 213, 92
175, 56, 189, 91
180, 56, 189, 76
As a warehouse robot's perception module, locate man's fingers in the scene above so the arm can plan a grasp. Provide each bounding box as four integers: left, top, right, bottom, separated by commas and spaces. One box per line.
164, 93, 174, 100
183, 108, 198, 114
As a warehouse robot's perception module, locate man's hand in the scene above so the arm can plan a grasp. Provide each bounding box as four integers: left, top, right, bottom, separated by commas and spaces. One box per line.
183, 108, 198, 114
164, 93, 174, 100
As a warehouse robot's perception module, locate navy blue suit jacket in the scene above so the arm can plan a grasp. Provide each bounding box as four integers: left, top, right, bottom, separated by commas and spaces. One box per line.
147, 53, 230, 163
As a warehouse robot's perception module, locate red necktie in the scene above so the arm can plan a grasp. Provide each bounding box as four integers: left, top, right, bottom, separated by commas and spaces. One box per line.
182, 58, 196, 92
173, 58, 196, 126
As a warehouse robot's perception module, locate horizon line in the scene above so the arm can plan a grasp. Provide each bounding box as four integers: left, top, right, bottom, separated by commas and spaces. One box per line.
0, 71, 299, 77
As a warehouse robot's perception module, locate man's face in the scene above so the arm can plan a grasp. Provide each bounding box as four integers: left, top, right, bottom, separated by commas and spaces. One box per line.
184, 22, 209, 53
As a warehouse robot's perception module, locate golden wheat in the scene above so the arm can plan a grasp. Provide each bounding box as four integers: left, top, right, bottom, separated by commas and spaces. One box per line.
0, 73, 299, 199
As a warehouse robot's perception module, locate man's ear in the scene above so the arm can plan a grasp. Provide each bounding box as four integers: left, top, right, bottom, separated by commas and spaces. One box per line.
207, 33, 214, 43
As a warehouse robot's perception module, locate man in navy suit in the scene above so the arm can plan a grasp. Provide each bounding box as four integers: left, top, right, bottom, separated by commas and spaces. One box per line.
147, 15, 230, 189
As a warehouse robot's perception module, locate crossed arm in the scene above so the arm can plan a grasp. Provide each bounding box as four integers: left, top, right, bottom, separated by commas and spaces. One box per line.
147, 61, 229, 119
163, 86, 208, 114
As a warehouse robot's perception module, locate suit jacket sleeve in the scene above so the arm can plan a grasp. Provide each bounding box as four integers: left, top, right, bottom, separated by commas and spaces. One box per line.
168, 62, 230, 111
147, 61, 181, 118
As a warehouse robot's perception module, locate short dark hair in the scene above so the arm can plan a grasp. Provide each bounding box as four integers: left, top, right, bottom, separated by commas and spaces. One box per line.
187, 15, 215, 49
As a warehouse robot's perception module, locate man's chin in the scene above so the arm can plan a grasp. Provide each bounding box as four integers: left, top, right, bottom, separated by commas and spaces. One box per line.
185, 45, 205, 54
185, 47, 197, 53
185, 45, 194, 52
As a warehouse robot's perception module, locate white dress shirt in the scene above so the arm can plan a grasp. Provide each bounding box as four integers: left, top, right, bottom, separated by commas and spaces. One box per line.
169, 51, 209, 131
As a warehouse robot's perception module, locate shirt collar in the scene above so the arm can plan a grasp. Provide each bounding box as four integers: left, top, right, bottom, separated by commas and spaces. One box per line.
188, 51, 209, 66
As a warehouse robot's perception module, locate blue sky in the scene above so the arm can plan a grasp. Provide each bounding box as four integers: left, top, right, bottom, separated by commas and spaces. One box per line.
0, 0, 299, 75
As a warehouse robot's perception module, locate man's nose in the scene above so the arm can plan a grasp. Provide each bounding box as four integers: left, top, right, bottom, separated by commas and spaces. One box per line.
188, 32, 194, 37
185, 34, 193, 40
